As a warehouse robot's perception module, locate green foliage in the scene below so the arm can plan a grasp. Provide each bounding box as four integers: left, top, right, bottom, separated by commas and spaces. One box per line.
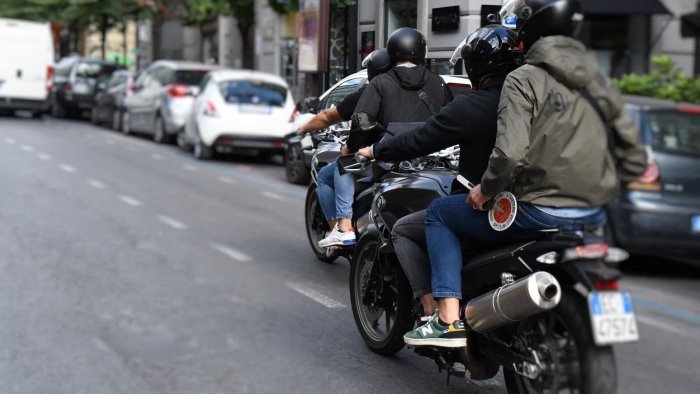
615, 56, 700, 105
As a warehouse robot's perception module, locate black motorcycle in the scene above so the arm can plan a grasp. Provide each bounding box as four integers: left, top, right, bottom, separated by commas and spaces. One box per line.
340, 153, 638, 394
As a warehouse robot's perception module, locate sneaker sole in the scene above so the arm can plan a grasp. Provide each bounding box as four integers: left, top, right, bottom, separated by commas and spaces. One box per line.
403, 337, 467, 348
318, 239, 356, 248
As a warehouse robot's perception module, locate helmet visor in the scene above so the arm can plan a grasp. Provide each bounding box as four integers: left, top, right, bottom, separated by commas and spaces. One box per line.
499, 0, 528, 29
361, 51, 373, 69
449, 37, 469, 66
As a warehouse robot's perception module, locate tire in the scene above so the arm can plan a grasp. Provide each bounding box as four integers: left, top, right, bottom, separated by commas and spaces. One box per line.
350, 233, 415, 355
193, 140, 213, 160
176, 130, 190, 151
503, 288, 617, 394
112, 110, 121, 131
51, 99, 65, 119
304, 185, 340, 263
121, 111, 131, 135
153, 115, 173, 144
285, 144, 311, 185
90, 107, 99, 124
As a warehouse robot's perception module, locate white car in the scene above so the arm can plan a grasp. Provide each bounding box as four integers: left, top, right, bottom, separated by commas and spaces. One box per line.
182, 69, 296, 160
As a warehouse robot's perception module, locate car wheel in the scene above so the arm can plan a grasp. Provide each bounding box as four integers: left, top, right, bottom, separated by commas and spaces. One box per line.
90, 108, 99, 124
176, 130, 190, 151
121, 111, 131, 135
112, 110, 121, 131
193, 141, 213, 160
153, 116, 173, 144
285, 144, 311, 185
51, 100, 65, 119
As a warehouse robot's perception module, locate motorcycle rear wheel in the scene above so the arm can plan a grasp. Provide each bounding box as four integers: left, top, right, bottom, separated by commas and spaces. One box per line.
350, 233, 414, 355
503, 288, 617, 394
304, 184, 340, 263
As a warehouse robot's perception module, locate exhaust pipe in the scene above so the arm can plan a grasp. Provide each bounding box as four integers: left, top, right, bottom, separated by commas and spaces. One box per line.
464, 272, 561, 334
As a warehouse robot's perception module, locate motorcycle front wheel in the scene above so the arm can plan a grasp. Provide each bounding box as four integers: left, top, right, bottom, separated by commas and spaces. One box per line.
503, 288, 617, 394
304, 184, 340, 263
350, 233, 414, 355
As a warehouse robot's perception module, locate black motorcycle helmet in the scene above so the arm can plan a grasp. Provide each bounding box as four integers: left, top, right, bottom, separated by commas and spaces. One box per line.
450, 25, 522, 89
362, 49, 393, 81
499, 0, 583, 51
386, 27, 427, 66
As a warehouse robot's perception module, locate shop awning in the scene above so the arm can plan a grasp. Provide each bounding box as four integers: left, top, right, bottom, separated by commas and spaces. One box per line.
582, 0, 671, 15
681, 11, 700, 38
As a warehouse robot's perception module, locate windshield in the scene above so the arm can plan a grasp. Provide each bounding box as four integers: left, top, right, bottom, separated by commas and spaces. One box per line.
646, 110, 700, 157
175, 70, 208, 86
76, 62, 119, 79
218, 80, 287, 107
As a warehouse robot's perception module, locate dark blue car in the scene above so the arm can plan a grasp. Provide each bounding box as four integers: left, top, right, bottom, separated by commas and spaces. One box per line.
607, 95, 700, 265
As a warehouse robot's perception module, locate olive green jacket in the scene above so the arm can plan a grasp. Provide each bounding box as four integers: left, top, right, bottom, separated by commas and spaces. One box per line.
481, 36, 647, 207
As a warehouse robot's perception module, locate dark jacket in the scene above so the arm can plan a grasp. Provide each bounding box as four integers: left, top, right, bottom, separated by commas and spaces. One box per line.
346, 65, 449, 152
372, 77, 505, 185
481, 36, 647, 207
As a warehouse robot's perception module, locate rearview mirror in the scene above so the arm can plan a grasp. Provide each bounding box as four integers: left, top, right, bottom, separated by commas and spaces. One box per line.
303, 96, 319, 114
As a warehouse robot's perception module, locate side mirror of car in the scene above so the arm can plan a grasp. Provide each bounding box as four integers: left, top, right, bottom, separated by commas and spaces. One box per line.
304, 96, 319, 114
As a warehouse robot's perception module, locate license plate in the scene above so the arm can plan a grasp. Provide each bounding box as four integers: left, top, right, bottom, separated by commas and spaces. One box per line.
301, 134, 313, 149
238, 104, 271, 114
73, 82, 89, 94
588, 291, 639, 345
692, 215, 700, 234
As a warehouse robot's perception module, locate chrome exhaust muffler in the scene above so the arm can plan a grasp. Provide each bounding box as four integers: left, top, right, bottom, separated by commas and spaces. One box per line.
464, 272, 561, 334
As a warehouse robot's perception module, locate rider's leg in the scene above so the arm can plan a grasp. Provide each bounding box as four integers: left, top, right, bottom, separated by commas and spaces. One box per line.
392, 210, 437, 316
333, 165, 356, 232
316, 163, 339, 227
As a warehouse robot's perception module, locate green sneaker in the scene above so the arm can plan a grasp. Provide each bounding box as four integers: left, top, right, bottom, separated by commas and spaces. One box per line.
404, 310, 467, 348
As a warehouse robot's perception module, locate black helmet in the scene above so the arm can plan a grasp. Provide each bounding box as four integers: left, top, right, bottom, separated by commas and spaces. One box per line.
450, 25, 522, 89
499, 0, 583, 51
386, 27, 427, 66
362, 49, 393, 81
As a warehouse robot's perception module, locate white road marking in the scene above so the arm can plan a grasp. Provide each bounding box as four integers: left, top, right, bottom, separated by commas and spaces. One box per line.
151, 153, 164, 160
4, 138, 16, 144
218, 176, 237, 184
182, 164, 199, 172
21, 145, 34, 152
119, 195, 143, 207
636, 314, 699, 339
156, 215, 188, 230
87, 179, 107, 189
285, 282, 345, 308
261, 191, 285, 201
210, 242, 251, 262
37, 153, 51, 160
60, 164, 76, 173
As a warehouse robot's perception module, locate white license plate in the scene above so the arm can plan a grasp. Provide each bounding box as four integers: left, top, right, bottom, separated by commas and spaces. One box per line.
692, 215, 700, 234
73, 82, 89, 94
238, 104, 271, 114
588, 291, 639, 345
301, 134, 313, 149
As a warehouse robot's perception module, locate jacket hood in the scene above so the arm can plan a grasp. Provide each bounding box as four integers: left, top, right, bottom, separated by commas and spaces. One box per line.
392, 65, 430, 90
525, 36, 596, 89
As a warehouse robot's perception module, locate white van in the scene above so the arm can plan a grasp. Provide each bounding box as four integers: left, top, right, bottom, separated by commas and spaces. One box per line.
0, 18, 55, 116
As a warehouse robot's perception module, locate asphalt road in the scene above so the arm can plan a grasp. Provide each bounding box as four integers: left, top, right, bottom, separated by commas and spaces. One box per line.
1, 114, 698, 394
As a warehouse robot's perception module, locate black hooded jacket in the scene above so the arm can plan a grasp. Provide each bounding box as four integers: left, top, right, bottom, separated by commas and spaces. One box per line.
372, 76, 505, 185
346, 65, 450, 152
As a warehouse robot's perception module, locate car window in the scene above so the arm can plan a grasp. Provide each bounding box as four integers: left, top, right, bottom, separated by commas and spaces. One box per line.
108, 74, 127, 88
198, 74, 211, 92
217, 80, 287, 107
55, 57, 76, 78
322, 77, 364, 110
175, 69, 209, 86
142, 67, 162, 89
75, 61, 118, 80
646, 109, 700, 157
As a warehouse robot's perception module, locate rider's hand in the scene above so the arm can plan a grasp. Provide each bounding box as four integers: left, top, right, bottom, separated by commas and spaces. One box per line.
297, 127, 307, 135
357, 146, 374, 159
340, 145, 351, 156
467, 184, 492, 211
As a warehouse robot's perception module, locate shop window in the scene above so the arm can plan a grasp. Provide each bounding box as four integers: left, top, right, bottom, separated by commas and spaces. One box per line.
578, 15, 630, 77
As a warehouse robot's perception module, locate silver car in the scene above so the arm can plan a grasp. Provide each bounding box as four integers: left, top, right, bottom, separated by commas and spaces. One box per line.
121, 60, 217, 143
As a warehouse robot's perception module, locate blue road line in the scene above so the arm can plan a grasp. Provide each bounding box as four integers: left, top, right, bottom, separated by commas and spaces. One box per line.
634, 297, 700, 325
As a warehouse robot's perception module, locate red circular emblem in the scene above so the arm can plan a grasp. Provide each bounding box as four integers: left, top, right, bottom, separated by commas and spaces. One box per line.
493, 197, 512, 224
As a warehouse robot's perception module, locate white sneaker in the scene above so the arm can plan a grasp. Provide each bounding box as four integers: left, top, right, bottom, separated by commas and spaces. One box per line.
318, 224, 356, 247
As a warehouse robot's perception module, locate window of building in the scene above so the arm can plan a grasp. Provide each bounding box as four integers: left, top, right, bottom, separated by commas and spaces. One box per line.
385, 0, 417, 37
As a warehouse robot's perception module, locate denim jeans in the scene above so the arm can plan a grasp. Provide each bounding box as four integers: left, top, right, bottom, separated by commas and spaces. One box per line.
316, 161, 355, 220
425, 194, 606, 299
392, 210, 431, 298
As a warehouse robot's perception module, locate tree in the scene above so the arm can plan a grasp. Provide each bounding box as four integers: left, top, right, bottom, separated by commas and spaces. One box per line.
616, 56, 700, 105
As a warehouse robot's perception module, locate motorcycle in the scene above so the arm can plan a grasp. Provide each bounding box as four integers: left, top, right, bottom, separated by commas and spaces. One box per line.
339, 153, 638, 394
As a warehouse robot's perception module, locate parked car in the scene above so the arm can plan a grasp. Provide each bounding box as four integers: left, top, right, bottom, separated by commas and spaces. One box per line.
0, 18, 54, 117
122, 60, 217, 143
181, 69, 296, 160
283, 69, 473, 185
606, 95, 700, 266
90, 70, 136, 129
50, 56, 123, 118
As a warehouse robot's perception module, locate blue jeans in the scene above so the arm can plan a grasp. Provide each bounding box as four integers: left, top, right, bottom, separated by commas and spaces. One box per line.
425, 194, 606, 299
316, 161, 355, 220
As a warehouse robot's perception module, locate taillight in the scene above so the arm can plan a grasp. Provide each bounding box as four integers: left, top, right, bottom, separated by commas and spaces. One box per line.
126, 78, 134, 93
167, 83, 191, 98
594, 280, 619, 291
627, 160, 661, 191
66, 82, 72, 93
563, 243, 608, 261
46, 65, 53, 92
203, 101, 218, 117
273, 139, 283, 149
